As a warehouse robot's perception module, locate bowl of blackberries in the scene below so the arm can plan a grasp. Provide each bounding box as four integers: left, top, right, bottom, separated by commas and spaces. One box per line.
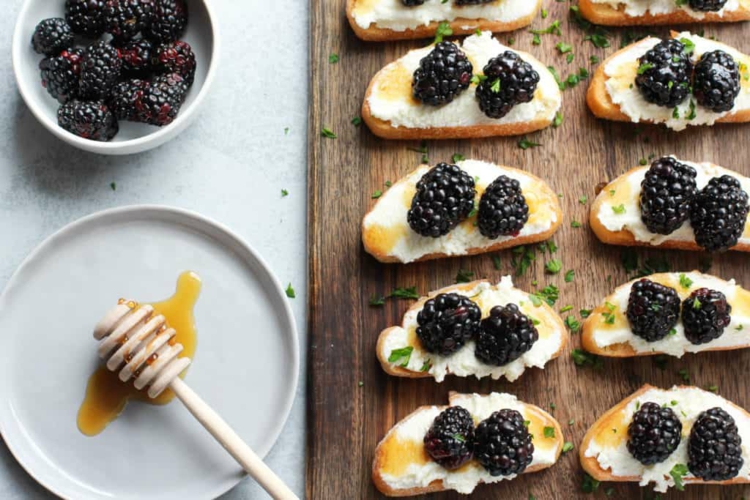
12, 0, 218, 154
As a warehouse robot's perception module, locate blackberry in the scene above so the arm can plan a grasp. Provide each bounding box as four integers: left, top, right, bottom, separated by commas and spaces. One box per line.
133, 73, 187, 125
79, 41, 123, 100
40, 48, 84, 104
65, 0, 107, 38
105, 0, 154, 41
690, 175, 749, 252
475, 304, 538, 366
476, 51, 539, 119
401, 0, 425, 4
423, 407, 475, 469
117, 39, 154, 75
407, 163, 476, 237
31, 18, 74, 56
626, 279, 681, 342
639, 157, 698, 235
688, 407, 743, 481
474, 409, 534, 476
58, 100, 118, 141
109, 79, 147, 120
682, 288, 732, 345
635, 39, 692, 108
477, 175, 529, 239
412, 42, 473, 106
627, 402, 682, 465
145, 0, 188, 43
152, 41, 196, 86
688, 0, 728, 11
693, 50, 741, 113
416, 293, 481, 356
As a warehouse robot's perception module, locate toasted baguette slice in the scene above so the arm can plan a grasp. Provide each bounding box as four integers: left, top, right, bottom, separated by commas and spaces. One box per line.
589, 159, 750, 252
363, 160, 562, 264
363, 32, 562, 140
581, 271, 750, 358
581, 384, 750, 492
346, 0, 541, 41
578, 0, 750, 26
377, 277, 568, 382
373, 391, 563, 496
587, 31, 750, 131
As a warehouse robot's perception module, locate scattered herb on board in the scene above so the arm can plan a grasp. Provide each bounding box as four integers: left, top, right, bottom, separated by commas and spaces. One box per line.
492, 255, 502, 270
390, 287, 420, 300
545, 259, 563, 274
565, 270, 575, 282
321, 127, 337, 139
582, 473, 600, 493
456, 269, 474, 283
519, 137, 541, 150
530, 20, 562, 36
329, 53, 339, 64
562, 442, 574, 453
372, 190, 383, 199
351, 116, 362, 126
452, 153, 465, 163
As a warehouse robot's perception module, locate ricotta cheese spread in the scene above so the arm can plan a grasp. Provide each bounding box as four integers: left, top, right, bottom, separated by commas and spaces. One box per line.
368, 32, 562, 129
589, 0, 739, 19
604, 33, 750, 131
584, 386, 750, 492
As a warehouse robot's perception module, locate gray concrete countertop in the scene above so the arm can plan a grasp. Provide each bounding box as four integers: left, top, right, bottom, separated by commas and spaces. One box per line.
0, 1, 308, 498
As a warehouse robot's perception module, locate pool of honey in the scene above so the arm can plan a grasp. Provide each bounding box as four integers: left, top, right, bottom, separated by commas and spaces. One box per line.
77, 271, 201, 436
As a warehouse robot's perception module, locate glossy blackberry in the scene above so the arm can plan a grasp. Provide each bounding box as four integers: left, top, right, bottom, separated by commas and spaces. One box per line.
639, 157, 697, 235
688, 0, 728, 11
626, 279, 681, 342
40, 48, 84, 104
145, 0, 188, 43
682, 288, 732, 345
407, 163, 476, 237
475, 304, 538, 366
401, 0, 425, 4
423, 406, 475, 469
152, 41, 196, 86
475, 51, 539, 119
109, 79, 147, 120
474, 409, 534, 476
412, 42, 473, 106
627, 402, 682, 465
117, 39, 154, 76
477, 175, 529, 239
635, 39, 692, 108
133, 73, 187, 126
79, 41, 123, 100
57, 100, 118, 141
105, 0, 154, 41
65, 0, 107, 38
688, 407, 743, 481
693, 50, 741, 113
31, 18, 74, 56
690, 175, 749, 252
416, 293, 481, 356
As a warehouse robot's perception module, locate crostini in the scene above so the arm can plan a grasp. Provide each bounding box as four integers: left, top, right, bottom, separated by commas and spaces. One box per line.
363, 31, 562, 139
373, 391, 563, 496
581, 384, 750, 492
363, 159, 562, 264
590, 157, 750, 253
578, 0, 750, 26
587, 32, 750, 131
581, 271, 750, 357
377, 277, 568, 382
347, 0, 542, 41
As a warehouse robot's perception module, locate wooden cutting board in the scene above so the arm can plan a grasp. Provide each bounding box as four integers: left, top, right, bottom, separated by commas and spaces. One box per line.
307, 1, 750, 497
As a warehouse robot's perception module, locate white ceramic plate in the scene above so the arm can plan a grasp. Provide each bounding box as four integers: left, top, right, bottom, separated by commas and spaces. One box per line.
0, 206, 299, 500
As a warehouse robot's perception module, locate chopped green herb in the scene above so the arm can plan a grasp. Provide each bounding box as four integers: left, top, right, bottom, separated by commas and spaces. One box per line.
452, 153, 465, 163
572, 349, 602, 369
678, 368, 691, 383
351, 116, 362, 126
566, 53, 575, 64
580, 309, 592, 318
518, 137, 541, 150
541, 8, 548, 17
685, 99, 696, 120
637, 62, 654, 74
434, 22, 453, 43
388, 346, 414, 367
560, 305, 573, 312
490, 78, 501, 93
390, 287, 420, 300
680, 37, 695, 54
492, 255, 502, 270
556, 42, 573, 54
110, 182, 116, 191
553, 111, 563, 127
612, 204, 626, 214
420, 360, 432, 372
579, 195, 588, 205
562, 441, 574, 453
565, 315, 581, 332
534, 284, 560, 306
281, 189, 289, 197
456, 269, 474, 283
582, 472, 600, 493
569, 418, 575, 425
670, 464, 688, 491
369, 296, 385, 306
545, 259, 562, 274
372, 190, 383, 199
571, 220, 582, 228
532, 33, 542, 45
565, 269, 575, 282
530, 20, 562, 36
590, 55, 600, 64
579, 67, 590, 78
329, 53, 339, 64
321, 127, 337, 139
706, 384, 718, 393
285, 283, 296, 298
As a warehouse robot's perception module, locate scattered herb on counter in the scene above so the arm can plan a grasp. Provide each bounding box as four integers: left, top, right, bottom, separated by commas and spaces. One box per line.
670, 464, 688, 491
492, 255, 502, 270
372, 190, 383, 199
572, 349, 602, 369
329, 53, 339, 64
679, 273, 693, 289
369, 296, 385, 306
351, 116, 362, 126
452, 153, 465, 163
582, 472, 600, 493
678, 368, 691, 383
390, 287, 420, 300
565, 315, 581, 332
553, 111, 563, 127
456, 269, 474, 283
571, 220, 582, 228
321, 127, 337, 139
530, 19, 562, 36
565, 269, 575, 282
518, 137, 541, 150
545, 259, 562, 274
562, 442, 574, 453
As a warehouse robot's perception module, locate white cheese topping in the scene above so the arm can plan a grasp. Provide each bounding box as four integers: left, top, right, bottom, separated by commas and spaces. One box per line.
584, 386, 750, 492
589, 0, 739, 19
368, 32, 561, 129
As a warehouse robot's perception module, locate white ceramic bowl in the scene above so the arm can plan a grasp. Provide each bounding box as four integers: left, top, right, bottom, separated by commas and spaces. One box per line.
12, 0, 219, 155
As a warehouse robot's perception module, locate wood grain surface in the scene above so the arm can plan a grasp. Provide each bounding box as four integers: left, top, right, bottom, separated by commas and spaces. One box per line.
307, 2, 750, 497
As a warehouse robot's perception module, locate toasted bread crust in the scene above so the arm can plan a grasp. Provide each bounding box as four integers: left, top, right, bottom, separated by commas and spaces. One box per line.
578, 0, 750, 26
346, 0, 541, 41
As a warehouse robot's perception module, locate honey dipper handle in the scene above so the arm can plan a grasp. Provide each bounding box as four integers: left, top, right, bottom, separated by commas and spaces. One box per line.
169, 378, 299, 500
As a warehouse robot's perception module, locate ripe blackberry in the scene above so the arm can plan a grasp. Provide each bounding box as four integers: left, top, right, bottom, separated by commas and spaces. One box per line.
412, 42, 473, 106
693, 50, 741, 113
105, 0, 154, 41
476, 51, 539, 119
401, 0, 425, 4
65, 0, 107, 38
117, 39, 154, 75
475, 304, 538, 366
639, 157, 697, 235
626, 279, 681, 342
688, 0, 728, 11
474, 409, 534, 476
416, 293, 481, 356
152, 41, 196, 86
133, 73, 187, 126
627, 402, 682, 465
79, 41, 123, 100
477, 175, 529, 239
682, 288, 732, 345
635, 39, 692, 108
40, 48, 84, 104
145, 0, 188, 43
31, 18, 74, 56
423, 406, 475, 469
407, 163, 476, 237
58, 100, 118, 141
690, 175, 749, 252
688, 407, 743, 481
109, 79, 147, 120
